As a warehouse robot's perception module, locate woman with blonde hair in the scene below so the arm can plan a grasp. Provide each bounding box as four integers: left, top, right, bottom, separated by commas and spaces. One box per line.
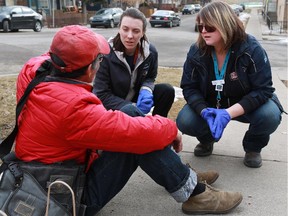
177, 1, 283, 168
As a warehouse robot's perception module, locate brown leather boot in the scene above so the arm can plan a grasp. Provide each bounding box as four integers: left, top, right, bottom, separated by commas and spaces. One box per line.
182, 184, 243, 214
187, 164, 219, 185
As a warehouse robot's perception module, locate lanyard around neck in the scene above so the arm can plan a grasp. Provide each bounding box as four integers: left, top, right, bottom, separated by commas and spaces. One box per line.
212, 48, 231, 80
212, 48, 231, 107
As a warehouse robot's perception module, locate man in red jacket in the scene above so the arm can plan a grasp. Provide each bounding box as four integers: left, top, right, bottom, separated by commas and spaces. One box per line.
16, 25, 242, 215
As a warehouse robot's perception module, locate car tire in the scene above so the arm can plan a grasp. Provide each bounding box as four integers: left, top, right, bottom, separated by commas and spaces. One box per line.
109, 20, 114, 28
151, 24, 155, 27
33, 21, 42, 32
3, 20, 9, 32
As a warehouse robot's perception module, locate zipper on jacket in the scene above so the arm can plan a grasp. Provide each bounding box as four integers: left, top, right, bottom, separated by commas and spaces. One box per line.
234, 52, 257, 94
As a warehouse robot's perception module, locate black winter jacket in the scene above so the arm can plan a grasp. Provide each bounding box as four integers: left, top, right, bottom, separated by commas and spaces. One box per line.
93, 40, 158, 111
181, 34, 279, 115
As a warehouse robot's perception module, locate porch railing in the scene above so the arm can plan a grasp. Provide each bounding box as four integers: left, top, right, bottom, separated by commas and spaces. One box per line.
265, 14, 287, 34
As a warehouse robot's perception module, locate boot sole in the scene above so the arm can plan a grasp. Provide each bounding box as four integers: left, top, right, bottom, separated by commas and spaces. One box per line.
182, 196, 243, 215
194, 151, 212, 157
243, 160, 262, 168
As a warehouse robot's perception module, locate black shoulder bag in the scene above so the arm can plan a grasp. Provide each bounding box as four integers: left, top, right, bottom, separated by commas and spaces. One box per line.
0, 60, 86, 216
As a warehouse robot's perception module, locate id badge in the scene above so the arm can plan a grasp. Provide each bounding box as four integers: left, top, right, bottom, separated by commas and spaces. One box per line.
212, 79, 225, 92
215, 84, 223, 91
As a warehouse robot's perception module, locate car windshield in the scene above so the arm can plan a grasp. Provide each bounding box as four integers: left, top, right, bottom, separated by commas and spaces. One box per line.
95, 8, 111, 15
154, 10, 170, 16
184, 5, 192, 9
0, 6, 13, 13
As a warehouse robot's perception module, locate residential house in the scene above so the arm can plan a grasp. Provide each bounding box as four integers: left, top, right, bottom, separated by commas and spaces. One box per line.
263, 0, 287, 32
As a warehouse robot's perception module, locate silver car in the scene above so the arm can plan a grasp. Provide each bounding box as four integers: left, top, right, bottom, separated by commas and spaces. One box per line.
89, 8, 123, 28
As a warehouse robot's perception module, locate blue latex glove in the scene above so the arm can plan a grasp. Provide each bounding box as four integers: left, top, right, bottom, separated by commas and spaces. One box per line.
136, 89, 154, 114
206, 108, 231, 141
200, 108, 215, 134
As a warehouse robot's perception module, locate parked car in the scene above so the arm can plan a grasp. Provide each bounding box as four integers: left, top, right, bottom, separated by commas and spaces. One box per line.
182, 4, 195, 15
89, 7, 123, 28
0, 5, 43, 32
194, 4, 202, 12
239, 3, 245, 11
229, 4, 242, 16
149, 10, 181, 28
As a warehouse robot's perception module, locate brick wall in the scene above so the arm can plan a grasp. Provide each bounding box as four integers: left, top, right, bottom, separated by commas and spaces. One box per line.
46, 10, 95, 28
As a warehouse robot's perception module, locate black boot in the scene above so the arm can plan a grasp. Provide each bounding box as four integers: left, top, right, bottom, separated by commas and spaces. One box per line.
243, 152, 262, 168
194, 141, 214, 157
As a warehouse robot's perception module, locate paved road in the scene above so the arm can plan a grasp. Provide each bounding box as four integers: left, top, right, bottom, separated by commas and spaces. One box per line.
0, 12, 286, 76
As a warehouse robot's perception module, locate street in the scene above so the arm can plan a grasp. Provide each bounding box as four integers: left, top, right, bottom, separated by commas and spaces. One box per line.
0, 11, 287, 76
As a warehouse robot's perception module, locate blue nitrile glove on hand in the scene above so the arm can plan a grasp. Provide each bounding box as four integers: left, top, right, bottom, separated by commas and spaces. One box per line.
136, 89, 154, 114
200, 108, 215, 134
206, 108, 231, 141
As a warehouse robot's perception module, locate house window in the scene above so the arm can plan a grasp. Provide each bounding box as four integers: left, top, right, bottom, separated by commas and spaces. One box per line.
39, 0, 49, 9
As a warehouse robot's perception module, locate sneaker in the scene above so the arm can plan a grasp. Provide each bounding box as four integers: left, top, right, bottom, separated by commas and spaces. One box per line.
194, 141, 214, 157
182, 184, 243, 214
243, 152, 262, 168
187, 164, 219, 185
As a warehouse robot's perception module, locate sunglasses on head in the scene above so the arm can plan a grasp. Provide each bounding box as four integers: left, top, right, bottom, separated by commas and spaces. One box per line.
197, 24, 216, 33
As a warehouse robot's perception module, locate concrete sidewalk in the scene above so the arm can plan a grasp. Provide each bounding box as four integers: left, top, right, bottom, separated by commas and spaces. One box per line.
97, 8, 288, 216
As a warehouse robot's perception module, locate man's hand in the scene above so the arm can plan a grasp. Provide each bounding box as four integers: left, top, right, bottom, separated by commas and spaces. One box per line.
206, 108, 231, 141
171, 132, 183, 153
136, 89, 154, 114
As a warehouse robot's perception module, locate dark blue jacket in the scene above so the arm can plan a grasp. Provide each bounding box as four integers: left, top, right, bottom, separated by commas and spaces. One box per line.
181, 34, 278, 115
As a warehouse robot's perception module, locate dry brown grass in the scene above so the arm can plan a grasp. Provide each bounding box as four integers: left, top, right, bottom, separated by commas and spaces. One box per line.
0, 68, 185, 140
0, 75, 17, 140
156, 67, 186, 120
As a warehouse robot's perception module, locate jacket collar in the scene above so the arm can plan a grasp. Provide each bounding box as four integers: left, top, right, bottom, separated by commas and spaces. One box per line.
108, 37, 150, 62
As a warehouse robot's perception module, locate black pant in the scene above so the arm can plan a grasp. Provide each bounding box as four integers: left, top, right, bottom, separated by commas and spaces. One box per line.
152, 83, 175, 117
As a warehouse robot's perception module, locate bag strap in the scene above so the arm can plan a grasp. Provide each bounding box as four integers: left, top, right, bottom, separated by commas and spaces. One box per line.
46, 180, 76, 216
0, 60, 51, 159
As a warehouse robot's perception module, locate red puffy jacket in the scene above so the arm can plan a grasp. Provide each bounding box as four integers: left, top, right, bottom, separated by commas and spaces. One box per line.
15, 54, 177, 164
